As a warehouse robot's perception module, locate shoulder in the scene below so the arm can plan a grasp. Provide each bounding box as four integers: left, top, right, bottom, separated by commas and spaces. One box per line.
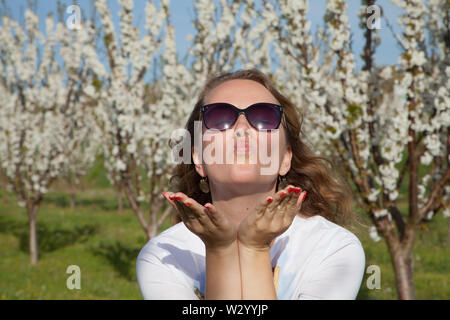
135, 223, 204, 300
292, 214, 363, 244
288, 215, 366, 299
289, 214, 365, 262
137, 222, 204, 265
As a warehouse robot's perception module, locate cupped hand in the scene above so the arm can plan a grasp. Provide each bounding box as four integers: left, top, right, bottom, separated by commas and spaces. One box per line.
162, 192, 237, 251
237, 185, 306, 251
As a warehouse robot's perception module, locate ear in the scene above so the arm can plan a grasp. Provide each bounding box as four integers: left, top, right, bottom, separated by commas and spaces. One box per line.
192, 146, 206, 177
278, 144, 292, 176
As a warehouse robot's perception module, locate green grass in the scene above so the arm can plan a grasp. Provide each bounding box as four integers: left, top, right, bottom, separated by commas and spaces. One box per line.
354, 210, 449, 299
0, 158, 448, 299
0, 189, 147, 299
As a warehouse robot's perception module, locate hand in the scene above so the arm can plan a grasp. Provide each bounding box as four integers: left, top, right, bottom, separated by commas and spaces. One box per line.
162, 192, 237, 251
237, 185, 307, 251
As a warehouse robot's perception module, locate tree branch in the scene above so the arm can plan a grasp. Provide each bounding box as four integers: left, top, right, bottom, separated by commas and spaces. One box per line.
419, 166, 450, 219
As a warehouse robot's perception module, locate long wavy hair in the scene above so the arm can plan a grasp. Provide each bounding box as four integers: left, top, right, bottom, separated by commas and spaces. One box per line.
169, 69, 354, 228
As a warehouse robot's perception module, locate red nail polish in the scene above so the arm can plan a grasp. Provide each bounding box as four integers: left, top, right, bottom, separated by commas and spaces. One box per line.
295, 188, 301, 194
169, 195, 175, 200
205, 204, 211, 210
185, 202, 191, 206
267, 197, 273, 203
175, 196, 183, 200
280, 191, 287, 198
302, 191, 307, 201
288, 187, 295, 193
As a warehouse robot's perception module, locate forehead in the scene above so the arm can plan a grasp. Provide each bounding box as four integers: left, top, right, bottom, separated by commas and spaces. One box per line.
204, 79, 279, 107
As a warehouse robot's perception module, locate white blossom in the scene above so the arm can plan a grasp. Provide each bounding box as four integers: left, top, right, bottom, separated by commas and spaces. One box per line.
369, 226, 381, 242
374, 209, 390, 219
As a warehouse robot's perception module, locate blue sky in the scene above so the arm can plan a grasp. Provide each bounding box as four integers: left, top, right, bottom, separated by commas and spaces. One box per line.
3, 0, 404, 77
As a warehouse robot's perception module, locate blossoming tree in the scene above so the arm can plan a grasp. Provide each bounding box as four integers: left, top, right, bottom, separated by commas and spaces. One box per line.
0, 10, 104, 264
89, 0, 256, 240
253, 0, 449, 299
89, 0, 181, 240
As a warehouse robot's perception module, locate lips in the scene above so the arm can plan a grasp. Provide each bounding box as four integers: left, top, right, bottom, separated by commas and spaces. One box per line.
234, 139, 250, 153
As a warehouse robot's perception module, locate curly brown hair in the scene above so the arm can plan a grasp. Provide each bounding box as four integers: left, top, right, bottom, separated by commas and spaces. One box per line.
169, 69, 353, 228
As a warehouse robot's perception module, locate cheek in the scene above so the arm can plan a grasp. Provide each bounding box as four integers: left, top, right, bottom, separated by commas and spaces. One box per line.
201, 129, 229, 160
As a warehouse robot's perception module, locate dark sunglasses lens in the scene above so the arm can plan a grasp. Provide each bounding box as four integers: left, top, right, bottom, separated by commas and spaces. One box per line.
204, 104, 237, 130
246, 104, 281, 130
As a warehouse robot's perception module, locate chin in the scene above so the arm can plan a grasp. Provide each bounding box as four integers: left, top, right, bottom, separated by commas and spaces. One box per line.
229, 165, 272, 183
208, 163, 276, 186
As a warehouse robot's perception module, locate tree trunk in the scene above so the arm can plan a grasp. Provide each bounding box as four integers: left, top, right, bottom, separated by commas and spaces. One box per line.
147, 224, 158, 241
66, 175, 76, 210
392, 250, 415, 299
69, 190, 75, 210
28, 203, 39, 265
117, 185, 123, 213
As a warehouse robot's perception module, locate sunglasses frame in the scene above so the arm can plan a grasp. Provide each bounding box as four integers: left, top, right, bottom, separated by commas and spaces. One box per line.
200, 102, 284, 131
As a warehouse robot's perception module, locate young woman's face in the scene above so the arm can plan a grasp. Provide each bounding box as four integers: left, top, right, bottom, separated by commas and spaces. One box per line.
193, 79, 292, 194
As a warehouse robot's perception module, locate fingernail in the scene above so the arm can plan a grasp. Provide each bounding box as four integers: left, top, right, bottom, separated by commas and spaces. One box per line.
267, 197, 273, 203
280, 191, 287, 198
295, 187, 301, 194
302, 191, 307, 201
288, 186, 295, 193
169, 195, 175, 200
185, 202, 191, 206
175, 196, 183, 200
204, 204, 211, 210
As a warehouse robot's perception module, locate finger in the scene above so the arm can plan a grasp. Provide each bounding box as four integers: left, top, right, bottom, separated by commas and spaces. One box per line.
172, 193, 203, 221
270, 186, 299, 228
162, 191, 177, 208
184, 198, 216, 229
296, 190, 307, 211
170, 195, 206, 232
283, 190, 304, 224
173, 200, 194, 227
203, 202, 227, 226
169, 193, 191, 221
265, 185, 294, 218
282, 186, 302, 213
163, 192, 184, 217
173, 193, 219, 231
279, 185, 299, 210
168, 193, 197, 224
254, 196, 270, 219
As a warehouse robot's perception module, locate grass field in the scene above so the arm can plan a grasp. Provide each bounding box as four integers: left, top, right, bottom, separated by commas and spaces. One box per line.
0, 159, 448, 299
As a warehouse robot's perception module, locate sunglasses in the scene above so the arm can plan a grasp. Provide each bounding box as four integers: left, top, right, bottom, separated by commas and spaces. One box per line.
200, 102, 283, 131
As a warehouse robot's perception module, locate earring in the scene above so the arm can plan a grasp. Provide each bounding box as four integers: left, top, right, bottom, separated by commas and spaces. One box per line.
278, 175, 288, 190
199, 176, 210, 193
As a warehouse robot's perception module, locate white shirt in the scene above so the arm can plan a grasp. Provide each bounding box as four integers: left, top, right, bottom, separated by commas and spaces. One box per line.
136, 214, 366, 300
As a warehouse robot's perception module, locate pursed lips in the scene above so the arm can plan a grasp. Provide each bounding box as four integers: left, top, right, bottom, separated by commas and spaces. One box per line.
234, 138, 250, 153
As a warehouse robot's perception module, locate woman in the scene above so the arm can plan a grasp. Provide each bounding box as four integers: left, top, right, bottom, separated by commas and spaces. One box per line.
136, 69, 365, 300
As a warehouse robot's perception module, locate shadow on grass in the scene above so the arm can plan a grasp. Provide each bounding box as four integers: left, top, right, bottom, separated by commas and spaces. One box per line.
90, 241, 141, 281
0, 216, 99, 254
43, 193, 129, 211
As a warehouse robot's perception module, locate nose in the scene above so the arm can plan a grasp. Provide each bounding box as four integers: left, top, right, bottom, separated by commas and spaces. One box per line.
233, 113, 250, 137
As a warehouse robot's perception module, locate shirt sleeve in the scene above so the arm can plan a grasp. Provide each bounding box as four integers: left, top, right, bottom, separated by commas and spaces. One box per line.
296, 240, 366, 300
136, 247, 199, 300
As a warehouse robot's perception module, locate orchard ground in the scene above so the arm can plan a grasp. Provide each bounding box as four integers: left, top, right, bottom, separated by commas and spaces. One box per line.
0, 157, 448, 299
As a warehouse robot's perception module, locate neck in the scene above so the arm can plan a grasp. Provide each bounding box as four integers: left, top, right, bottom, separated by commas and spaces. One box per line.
210, 183, 276, 228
